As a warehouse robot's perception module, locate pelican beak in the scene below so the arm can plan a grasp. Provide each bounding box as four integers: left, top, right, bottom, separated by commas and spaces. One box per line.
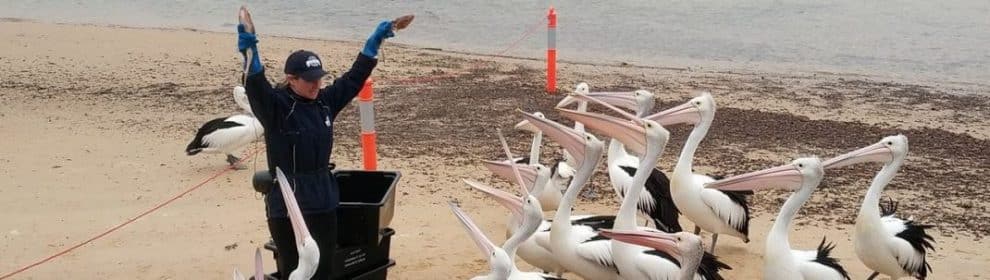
558, 108, 649, 155
822, 142, 893, 169
600, 229, 681, 259
646, 101, 701, 126
556, 95, 579, 108
518, 109, 592, 167
581, 91, 641, 112
464, 179, 524, 217
514, 119, 540, 134
275, 168, 313, 248
449, 202, 497, 258
705, 163, 803, 191
254, 248, 264, 280
482, 160, 538, 191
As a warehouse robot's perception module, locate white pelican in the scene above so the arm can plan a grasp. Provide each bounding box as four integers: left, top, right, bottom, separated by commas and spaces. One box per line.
563, 90, 683, 232
707, 157, 851, 280
467, 173, 615, 276
449, 201, 566, 280
484, 160, 561, 212
512, 111, 546, 165
646, 93, 752, 253
559, 95, 730, 280
823, 135, 934, 280
547, 83, 591, 198
186, 86, 263, 169
517, 109, 621, 280
452, 136, 566, 280
274, 168, 319, 280
600, 229, 730, 280
233, 248, 265, 280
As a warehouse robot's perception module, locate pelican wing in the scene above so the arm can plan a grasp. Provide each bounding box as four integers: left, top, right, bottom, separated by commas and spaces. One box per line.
882, 216, 933, 277
575, 236, 617, 271
535, 215, 616, 251
699, 187, 750, 236
793, 237, 851, 280
634, 251, 681, 280
201, 115, 262, 152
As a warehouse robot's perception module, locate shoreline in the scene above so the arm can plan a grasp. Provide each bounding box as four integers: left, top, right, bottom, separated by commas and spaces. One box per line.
3, 16, 988, 94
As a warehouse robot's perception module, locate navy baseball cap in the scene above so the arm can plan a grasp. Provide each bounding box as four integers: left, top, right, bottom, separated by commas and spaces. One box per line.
284, 50, 328, 82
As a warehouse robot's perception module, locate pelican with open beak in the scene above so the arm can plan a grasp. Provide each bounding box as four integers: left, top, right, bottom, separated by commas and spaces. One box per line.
274, 168, 320, 280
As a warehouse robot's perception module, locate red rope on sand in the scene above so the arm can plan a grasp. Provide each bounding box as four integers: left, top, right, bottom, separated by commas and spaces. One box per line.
0, 148, 263, 280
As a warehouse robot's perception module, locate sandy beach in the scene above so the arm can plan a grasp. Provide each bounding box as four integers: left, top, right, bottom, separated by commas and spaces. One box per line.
1, 19, 989, 279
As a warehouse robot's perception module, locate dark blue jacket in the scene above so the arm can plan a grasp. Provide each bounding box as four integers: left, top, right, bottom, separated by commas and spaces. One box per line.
245, 53, 377, 218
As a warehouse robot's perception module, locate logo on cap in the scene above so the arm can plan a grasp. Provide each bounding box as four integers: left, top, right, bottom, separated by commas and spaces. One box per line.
305, 56, 321, 68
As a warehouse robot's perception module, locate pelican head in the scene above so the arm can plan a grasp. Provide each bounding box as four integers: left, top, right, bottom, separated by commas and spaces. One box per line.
233, 86, 254, 115
823, 135, 909, 169
705, 157, 824, 192
601, 229, 705, 279
555, 82, 592, 108
560, 89, 657, 117
517, 109, 604, 169
513, 112, 545, 134
274, 168, 320, 280
557, 92, 670, 156
449, 202, 513, 280
647, 92, 715, 127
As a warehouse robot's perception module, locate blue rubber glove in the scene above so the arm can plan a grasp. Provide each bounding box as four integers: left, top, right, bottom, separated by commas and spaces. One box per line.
361, 21, 395, 58
237, 24, 262, 75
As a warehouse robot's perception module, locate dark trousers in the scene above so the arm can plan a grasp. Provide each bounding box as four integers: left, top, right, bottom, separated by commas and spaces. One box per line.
268, 211, 337, 280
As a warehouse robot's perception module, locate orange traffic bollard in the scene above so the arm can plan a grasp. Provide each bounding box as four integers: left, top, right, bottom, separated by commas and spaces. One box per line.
358, 78, 377, 171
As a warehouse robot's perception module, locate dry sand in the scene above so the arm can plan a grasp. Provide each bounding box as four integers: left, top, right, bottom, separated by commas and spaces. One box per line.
1, 19, 988, 279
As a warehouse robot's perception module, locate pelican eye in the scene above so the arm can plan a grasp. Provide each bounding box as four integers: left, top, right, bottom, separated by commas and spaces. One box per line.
886, 141, 893, 145
797, 163, 804, 168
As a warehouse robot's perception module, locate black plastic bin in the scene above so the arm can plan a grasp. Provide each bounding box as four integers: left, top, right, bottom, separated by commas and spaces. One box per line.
335, 170, 400, 248
260, 170, 401, 280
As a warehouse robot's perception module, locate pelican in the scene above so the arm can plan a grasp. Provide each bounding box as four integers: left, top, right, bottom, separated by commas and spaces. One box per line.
467, 174, 615, 275
453, 135, 565, 280
449, 201, 566, 280
559, 94, 730, 280
600, 229, 730, 280
823, 135, 934, 280
517, 109, 620, 280
707, 157, 851, 280
646, 93, 752, 253
563, 89, 682, 232
514, 113, 577, 205
463, 130, 565, 279
511, 111, 546, 165
485, 146, 562, 211
233, 248, 265, 280
547, 83, 591, 198
186, 86, 263, 169
274, 168, 319, 280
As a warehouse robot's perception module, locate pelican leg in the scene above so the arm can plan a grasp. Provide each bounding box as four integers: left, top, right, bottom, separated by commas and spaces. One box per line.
866, 272, 879, 280
708, 234, 719, 254
694, 225, 701, 235
227, 154, 246, 170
